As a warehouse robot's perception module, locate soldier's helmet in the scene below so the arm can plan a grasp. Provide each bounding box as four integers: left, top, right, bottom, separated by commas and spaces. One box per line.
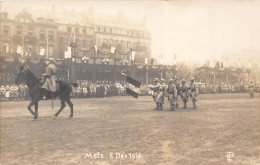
154, 78, 159, 82
181, 79, 186, 83
48, 58, 55, 64
174, 76, 178, 80
161, 79, 165, 83
191, 77, 195, 81
169, 79, 174, 83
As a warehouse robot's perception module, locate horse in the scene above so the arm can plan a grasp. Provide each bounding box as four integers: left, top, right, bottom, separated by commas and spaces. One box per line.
15, 66, 78, 119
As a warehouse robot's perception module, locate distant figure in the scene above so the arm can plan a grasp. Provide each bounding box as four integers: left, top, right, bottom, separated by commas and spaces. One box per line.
180, 79, 189, 109
173, 76, 180, 108
248, 80, 255, 98
149, 78, 160, 110
167, 79, 178, 111
41, 58, 57, 92
189, 77, 199, 109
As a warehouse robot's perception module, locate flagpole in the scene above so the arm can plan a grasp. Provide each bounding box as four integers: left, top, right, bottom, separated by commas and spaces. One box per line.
46, 38, 49, 59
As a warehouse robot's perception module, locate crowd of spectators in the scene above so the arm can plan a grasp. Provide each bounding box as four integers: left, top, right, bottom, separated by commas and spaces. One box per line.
0, 80, 259, 101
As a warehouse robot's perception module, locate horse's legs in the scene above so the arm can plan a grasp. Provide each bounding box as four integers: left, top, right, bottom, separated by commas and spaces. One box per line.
54, 98, 66, 117
34, 102, 39, 119
66, 98, 73, 118
27, 101, 35, 116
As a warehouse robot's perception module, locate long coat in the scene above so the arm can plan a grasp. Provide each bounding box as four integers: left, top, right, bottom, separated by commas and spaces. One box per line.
42, 63, 57, 92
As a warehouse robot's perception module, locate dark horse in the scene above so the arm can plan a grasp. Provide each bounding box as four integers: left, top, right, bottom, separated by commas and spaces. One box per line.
15, 66, 77, 119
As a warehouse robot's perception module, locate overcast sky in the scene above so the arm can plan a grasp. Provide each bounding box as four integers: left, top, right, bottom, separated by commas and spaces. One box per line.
2, 0, 260, 65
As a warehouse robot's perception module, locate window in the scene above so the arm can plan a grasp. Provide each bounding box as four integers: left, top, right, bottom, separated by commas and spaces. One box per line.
48, 35, 54, 41
3, 26, 9, 37
17, 31, 22, 35
83, 39, 86, 46
97, 27, 100, 32
68, 27, 71, 32
3, 43, 9, 53
110, 28, 112, 33
83, 29, 86, 34
75, 28, 79, 33
60, 37, 63, 43
40, 34, 45, 40
104, 27, 106, 33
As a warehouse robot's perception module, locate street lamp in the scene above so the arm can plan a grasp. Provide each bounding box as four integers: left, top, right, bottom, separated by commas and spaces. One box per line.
70, 42, 77, 82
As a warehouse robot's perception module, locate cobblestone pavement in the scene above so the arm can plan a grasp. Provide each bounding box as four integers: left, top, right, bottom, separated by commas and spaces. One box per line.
0, 93, 260, 165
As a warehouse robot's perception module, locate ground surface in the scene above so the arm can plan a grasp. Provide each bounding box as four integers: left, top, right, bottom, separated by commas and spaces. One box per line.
0, 93, 260, 165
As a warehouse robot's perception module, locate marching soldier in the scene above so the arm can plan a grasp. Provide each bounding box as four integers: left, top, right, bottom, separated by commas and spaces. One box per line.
248, 80, 255, 98
180, 79, 189, 109
167, 79, 178, 111
149, 78, 160, 110
189, 77, 199, 109
173, 76, 180, 108
1, 85, 5, 101
158, 79, 167, 110
41, 58, 57, 93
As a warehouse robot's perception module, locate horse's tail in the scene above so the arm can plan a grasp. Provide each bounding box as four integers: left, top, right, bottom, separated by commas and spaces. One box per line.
70, 83, 78, 88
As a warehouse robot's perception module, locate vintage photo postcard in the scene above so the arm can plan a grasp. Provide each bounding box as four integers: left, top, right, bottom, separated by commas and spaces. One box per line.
0, 0, 259, 164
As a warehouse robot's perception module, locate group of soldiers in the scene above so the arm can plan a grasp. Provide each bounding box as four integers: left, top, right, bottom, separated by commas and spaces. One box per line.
149, 77, 199, 111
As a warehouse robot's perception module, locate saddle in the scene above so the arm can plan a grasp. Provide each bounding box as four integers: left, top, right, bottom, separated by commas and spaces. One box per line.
39, 77, 60, 92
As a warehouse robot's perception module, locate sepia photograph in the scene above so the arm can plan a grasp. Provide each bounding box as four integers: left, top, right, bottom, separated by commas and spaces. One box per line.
0, 0, 259, 164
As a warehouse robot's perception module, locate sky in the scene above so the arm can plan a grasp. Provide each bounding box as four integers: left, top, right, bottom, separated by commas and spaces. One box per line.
1, 0, 260, 65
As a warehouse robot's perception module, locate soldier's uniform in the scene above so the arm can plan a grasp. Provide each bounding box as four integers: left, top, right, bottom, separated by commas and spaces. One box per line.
173, 77, 180, 108
149, 78, 162, 110
180, 79, 189, 109
1, 85, 5, 101
41, 58, 57, 92
248, 81, 255, 98
167, 79, 178, 111
189, 77, 199, 109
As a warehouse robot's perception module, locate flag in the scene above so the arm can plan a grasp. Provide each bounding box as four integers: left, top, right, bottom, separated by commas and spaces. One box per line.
94, 45, 97, 52
16, 45, 22, 54
39, 47, 45, 56
125, 75, 141, 98
131, 51, 135, 61
111, 47, 116, 53
64, 47, 72, 58
145, 58, 148, 64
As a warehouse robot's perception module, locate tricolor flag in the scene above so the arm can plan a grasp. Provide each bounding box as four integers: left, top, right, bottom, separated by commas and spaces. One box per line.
94, 45, 97, 52
64, 47, 72, 58
39, 47, 45, 56
123, 73, 141, 98
111, 47, 116, 54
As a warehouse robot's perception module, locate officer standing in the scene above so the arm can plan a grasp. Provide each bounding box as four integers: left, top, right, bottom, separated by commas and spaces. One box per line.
149, 78, 160, 110
189, 77, 199, 109
173, 76, 180, 108
158, 79, 167, 110
180, 79, 189, 109
167, 79, 178, 111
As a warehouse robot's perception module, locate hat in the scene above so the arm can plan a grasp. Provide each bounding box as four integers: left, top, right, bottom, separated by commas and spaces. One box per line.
169, 79, 173, 83
154, 78, 159, 82
191, 77, 195, 81
181, 79, 186, 82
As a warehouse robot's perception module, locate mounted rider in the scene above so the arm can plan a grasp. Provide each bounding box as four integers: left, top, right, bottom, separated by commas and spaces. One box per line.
41, 58, 57, 92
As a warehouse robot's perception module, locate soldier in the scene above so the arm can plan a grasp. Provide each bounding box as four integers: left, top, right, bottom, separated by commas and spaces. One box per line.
0, 85, 5, 101
248, 80, 255, 98
167, 79, 178, 111
173, 76, 180, 108
189, 77, 199, 109
180, 79, 189, 109
41, 58, 57, 93
158, 79, 167, 110
149, 78, 161, 110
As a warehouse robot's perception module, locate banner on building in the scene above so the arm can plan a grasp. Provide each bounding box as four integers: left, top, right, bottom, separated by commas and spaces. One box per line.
111, 47, 116, 54
39, 47, 45, 56
64, 47, 72, 58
